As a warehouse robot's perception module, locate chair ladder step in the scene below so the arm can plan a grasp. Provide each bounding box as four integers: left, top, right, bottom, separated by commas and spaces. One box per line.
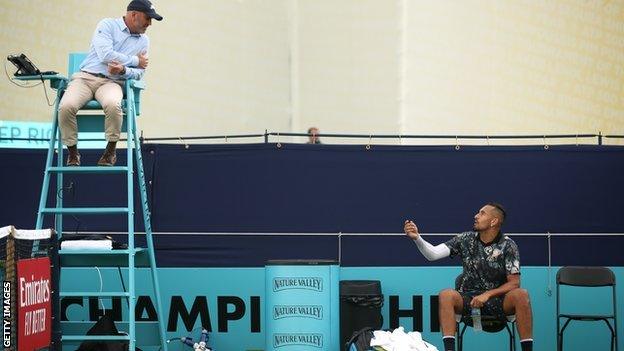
41, 207, 129, 214
48, 166, 129, 174
58, 248, 149, 268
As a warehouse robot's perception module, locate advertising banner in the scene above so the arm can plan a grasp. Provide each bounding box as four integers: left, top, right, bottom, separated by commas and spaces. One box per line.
17, 257, 52, 351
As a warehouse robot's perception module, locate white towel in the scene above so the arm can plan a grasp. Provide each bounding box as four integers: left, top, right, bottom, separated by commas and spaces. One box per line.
370, 327, 438, 351
61, 240, 113, 250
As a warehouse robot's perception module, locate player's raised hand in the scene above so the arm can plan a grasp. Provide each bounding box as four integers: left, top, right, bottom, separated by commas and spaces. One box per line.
404, 220, 419, 240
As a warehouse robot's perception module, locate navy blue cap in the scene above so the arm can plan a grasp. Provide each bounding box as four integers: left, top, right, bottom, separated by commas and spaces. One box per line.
127, 0, 163, 21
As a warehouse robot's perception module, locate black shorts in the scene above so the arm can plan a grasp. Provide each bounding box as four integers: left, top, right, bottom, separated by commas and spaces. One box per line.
460, 291, 506, 324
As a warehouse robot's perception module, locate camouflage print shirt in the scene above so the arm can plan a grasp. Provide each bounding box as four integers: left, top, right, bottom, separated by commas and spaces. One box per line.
444, 231, 520, 293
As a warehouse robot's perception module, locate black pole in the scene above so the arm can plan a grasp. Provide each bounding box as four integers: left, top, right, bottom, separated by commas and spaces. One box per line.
598, 131, 602, 145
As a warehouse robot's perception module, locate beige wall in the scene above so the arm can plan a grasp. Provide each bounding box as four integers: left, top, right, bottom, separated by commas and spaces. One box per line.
146, 0, 291, 138
1, 1, 127, 129
404, 0, 624, 138
1, 0, 622, 143
0, 0, 291, 139
294, 0, 400, 137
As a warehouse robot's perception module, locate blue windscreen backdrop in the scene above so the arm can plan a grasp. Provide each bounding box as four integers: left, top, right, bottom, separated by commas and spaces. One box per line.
1, 144, 622, 267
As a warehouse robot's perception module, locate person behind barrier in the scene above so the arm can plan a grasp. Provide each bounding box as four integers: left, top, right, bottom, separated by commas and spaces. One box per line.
404, 203, 533, 351
307, 127, 321, 144
58, 0, 163, 166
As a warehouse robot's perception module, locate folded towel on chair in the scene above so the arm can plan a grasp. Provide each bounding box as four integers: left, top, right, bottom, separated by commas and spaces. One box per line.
61, 240, 112, 250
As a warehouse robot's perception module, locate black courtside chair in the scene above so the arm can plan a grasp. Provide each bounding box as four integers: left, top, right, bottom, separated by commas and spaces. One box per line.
454, 275, 517, 351
556, 266, 618, 351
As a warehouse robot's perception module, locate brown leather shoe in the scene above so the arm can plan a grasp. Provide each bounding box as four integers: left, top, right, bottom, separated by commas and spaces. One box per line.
97, 141, 117, 166
66, 146, 80, 166
97, 151, 117, 166
96, 141, 117, 166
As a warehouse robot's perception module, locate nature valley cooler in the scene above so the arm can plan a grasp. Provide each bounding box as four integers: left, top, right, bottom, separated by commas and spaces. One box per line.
265, 260, 339, 351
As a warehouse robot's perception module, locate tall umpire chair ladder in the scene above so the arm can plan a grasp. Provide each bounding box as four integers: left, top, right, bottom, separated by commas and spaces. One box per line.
32, 53, 168, 351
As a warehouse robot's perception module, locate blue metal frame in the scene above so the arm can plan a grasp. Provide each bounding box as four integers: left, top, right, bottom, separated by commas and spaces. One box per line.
30, 53, 168, 351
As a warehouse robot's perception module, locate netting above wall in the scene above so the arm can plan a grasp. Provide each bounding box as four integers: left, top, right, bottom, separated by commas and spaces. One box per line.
1, 131, 624, 148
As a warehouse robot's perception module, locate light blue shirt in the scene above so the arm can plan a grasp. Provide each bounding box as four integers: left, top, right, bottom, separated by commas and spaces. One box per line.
80, 17, 149, 80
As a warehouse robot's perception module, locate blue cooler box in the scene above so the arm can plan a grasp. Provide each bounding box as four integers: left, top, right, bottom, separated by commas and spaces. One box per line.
265, 259, 339, 351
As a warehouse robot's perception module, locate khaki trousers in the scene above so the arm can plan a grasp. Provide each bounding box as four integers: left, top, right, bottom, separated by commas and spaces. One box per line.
58, 72, 123, 147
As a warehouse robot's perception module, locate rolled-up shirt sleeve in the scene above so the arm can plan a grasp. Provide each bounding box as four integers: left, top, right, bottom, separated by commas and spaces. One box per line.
121, 37, 149, 79
121, 67, 145, 80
